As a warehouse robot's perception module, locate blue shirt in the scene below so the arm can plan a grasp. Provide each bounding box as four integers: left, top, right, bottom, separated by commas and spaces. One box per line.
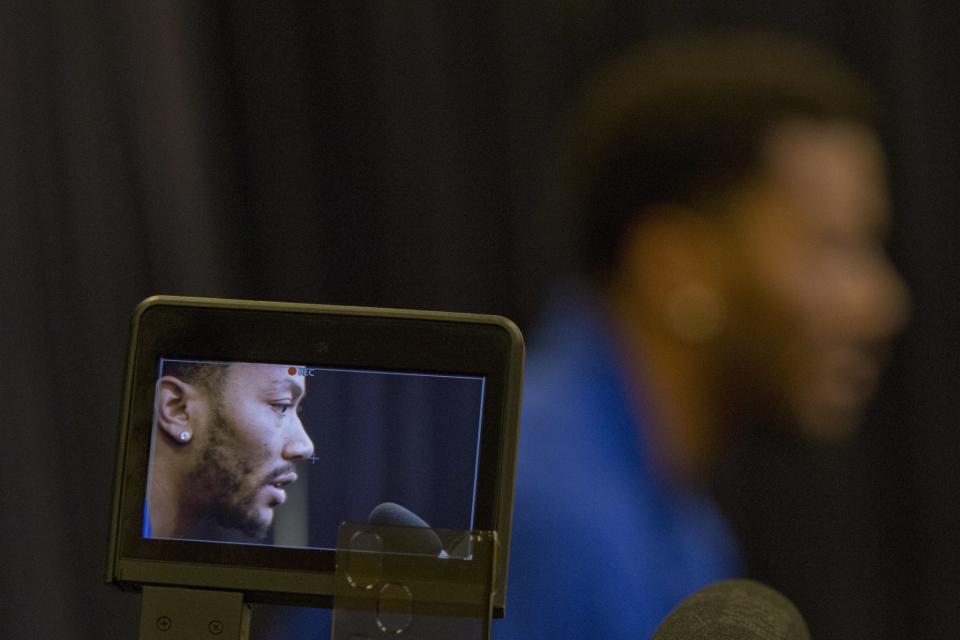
492, 290, 740, 639
257, 290, 739, 639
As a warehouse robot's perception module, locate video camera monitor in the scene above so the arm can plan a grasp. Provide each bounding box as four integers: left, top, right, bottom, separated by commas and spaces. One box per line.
106, 296, 523, 616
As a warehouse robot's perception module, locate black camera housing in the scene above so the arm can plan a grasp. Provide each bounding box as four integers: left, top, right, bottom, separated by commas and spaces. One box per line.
106, 296, 523, 616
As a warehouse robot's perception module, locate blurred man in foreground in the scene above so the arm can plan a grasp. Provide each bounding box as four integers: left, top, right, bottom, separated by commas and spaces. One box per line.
495, 32, 909, 639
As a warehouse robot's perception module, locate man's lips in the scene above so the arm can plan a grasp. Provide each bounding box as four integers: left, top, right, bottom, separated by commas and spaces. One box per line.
267, 472, 298, 489
820, 344, 888, 406
262, 472, 297, 507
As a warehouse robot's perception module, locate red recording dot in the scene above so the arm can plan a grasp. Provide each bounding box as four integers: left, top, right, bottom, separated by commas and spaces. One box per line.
288, 367, 297, 375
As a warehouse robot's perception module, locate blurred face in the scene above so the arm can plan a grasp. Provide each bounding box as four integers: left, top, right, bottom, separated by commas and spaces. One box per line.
716, 119, 910, 441
189, 364, 314, 538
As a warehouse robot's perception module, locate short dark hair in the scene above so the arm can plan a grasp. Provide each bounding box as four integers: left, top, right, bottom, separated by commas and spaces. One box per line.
566, 31, 879, 281
162, 361, 229, 395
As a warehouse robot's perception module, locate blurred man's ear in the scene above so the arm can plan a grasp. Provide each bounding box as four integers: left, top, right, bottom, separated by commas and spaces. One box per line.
155, 376, 201, 445
619, 206, 729, 344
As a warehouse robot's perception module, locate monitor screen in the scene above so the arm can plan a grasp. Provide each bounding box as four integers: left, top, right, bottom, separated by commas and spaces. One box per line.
107, 297, 523, 613
143, 358, 486, 552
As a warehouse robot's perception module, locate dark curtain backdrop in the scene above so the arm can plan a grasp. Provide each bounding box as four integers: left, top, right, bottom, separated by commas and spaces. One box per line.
302, 369, 485, 546
2, 2, 958, 639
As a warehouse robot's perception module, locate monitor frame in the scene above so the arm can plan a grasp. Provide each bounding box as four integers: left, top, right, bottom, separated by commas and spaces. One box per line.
106, 296, 523, 615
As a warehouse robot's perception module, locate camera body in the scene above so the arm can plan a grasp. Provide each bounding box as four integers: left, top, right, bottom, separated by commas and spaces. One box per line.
106, 296, 523, 617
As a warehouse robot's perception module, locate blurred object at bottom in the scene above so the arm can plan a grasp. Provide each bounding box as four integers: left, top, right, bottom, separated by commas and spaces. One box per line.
653, 579, 810, 640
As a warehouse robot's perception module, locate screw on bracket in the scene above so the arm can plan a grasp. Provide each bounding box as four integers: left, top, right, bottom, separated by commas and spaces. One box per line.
156, 616, 172, 632
208, 619, 224, 635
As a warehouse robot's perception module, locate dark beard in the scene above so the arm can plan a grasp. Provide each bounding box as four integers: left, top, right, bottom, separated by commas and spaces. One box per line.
185, 408, 271, 540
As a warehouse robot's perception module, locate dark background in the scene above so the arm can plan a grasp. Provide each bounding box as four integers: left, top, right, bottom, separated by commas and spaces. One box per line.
1, 2, 958, 638
301, 368, 484, 547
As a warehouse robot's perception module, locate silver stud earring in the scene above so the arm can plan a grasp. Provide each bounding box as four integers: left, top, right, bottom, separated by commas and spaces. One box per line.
178, 431, 192, 443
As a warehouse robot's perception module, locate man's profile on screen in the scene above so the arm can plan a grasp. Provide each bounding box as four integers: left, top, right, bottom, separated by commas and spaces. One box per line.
145, 361, 315, 541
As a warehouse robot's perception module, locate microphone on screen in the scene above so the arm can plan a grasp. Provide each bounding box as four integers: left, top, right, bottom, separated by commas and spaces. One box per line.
652, 579, 811, 640
367, 501, 445, 557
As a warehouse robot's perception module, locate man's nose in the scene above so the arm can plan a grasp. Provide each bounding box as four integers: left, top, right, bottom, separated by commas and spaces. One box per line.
866, 259, 912, 340
844, 253, 911, 342
282, 416, 315, 461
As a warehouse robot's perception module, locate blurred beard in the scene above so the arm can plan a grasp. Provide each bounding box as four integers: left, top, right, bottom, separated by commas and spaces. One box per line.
186, 407, 271, 540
